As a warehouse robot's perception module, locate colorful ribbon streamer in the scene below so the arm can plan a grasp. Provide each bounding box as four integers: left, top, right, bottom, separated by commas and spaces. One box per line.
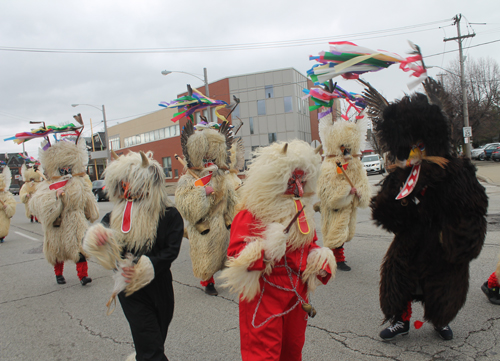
307, 41, 426, 84
159, 88, 228, 123
4, 123, 83, 144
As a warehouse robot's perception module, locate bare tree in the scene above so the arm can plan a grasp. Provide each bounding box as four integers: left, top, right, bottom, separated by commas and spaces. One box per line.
442, 57, 500, 149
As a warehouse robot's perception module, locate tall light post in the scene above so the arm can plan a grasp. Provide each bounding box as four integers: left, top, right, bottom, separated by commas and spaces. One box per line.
71, 104, 110, 161
161, 67, 211, 122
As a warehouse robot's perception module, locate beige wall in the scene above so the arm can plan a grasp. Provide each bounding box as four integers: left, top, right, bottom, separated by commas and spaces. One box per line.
107, 107, 177, 148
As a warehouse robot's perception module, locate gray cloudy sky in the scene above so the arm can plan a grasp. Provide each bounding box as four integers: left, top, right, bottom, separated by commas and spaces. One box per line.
1, 0, 499, 157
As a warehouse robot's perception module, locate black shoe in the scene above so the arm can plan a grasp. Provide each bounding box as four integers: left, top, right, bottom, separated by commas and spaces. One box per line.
56, 275, 66, 284
80, 277, 92, 286
0, 238, 4, 244
337, 261, 351, 272
380, 320, 410, 340
481, 281, 500, 305
204, 283, 218, 296
434, 325, 453, 340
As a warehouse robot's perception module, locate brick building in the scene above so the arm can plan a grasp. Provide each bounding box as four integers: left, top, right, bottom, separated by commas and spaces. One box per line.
107, 68, 334, 183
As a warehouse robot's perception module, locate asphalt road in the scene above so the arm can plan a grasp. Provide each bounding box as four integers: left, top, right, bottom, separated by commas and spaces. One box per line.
1, 171, 500, 361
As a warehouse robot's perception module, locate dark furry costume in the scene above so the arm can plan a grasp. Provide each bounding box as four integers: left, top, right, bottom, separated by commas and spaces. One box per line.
366, 79, 488, 328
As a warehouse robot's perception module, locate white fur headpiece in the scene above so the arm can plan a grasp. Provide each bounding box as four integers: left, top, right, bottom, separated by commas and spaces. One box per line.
319, 112, 367, 157
39, 139, 88, 179
239, 139, 321, 223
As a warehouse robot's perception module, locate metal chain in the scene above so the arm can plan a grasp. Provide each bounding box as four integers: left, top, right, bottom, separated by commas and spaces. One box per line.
251, 246, 307, 329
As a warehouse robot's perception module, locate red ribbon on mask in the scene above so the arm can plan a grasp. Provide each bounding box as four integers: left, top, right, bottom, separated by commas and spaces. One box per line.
121, 200, 133, 233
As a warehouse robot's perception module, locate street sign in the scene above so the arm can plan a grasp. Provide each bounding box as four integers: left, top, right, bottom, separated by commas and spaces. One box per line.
463, 127, 472, 138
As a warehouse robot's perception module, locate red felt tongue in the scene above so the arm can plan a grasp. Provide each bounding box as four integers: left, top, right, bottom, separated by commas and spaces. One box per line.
121, 200, 133, 233
294, 199, 310, 234
396, 164, 421, 200
49, 179, 69, 190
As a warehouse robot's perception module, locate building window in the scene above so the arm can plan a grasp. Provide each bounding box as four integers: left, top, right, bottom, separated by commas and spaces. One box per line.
124, 138, 129, 147
284, 96, 293, 113
257, 100, 266, 115
268, 133, 277, 144
145, 132, 150, 142
174, 169, 179, 178
163, 157, 172, 178
154, 130, 160, 140
109, 136, 120, 150
265, 85, 274, 98
249, 117, 254, 135
159, 128, 165, 139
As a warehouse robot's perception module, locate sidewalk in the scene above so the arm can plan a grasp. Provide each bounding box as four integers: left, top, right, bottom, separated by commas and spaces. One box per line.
474, 160, 500, 186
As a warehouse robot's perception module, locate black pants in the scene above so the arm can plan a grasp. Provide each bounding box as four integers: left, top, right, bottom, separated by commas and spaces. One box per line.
119, 280, 174, 361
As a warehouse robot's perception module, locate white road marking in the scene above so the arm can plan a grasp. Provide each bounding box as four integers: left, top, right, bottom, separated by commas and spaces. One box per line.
15, 231, 41, 242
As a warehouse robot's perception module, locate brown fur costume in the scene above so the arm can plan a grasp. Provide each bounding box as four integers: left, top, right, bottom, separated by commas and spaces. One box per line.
316, 112, 370, 249
30, 139, 99, 274
366, 78, 488, 328
0, 167, 17, 240
19, 164, 44, 219
175, 121, 237, 283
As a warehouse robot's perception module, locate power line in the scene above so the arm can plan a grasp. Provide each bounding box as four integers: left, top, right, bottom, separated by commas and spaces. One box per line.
0, 19, 450, 54
426, 38, 500, 58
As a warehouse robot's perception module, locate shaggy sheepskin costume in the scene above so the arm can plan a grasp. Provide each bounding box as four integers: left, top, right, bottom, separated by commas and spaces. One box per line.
227, 137, 245, 191
316, 112, 370, 269
365, 78, 488, 339
0, 167, 17, 242
19, 164, 43, 222
84, 150, 183, 361
220, 140, 336, 361
175, 121, 237, 294
30, 139, 99, 285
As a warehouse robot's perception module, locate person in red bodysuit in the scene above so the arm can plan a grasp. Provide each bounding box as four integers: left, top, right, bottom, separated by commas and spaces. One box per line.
221, 140, 336, 361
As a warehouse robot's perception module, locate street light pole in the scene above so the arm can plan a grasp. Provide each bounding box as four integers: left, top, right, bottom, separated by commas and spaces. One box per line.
71, 103, 111, 161
162, 67, 212, 122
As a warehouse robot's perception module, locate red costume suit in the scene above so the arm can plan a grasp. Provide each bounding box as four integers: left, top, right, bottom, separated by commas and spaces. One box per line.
229, 210, 331, 361
220, 140, 336, 361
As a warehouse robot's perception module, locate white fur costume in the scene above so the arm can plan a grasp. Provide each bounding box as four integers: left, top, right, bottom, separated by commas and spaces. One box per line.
83, 151, 184, 361
0, 167, 17, 239
317, 113, 370, 249
175, 121, 237, 283
30, 139, 99, 267
19, 164, 43, 219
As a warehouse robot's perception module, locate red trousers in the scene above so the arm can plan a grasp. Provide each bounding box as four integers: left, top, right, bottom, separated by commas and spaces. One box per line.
239, 273, 308, 361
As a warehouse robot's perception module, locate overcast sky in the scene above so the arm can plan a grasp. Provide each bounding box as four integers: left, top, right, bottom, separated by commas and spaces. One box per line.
1, 0, 499, 157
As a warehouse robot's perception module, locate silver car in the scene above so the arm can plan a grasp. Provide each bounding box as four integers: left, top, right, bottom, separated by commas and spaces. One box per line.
362, 154, 385, 175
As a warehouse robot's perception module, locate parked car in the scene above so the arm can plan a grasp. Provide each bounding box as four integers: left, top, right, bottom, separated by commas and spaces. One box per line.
92, 180, 108, 202
484, 143, 500, 160
362, 154, 385, 175
492, 148, 500, 162
9, 184, 20, 195
471, 145, 487, 160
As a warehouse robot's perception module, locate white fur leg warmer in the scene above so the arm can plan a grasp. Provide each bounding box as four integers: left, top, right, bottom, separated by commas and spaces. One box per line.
262, 222, 287, 262
302, 247, 336, 294
83, 223, 121, 270
124, 255, 155, 296
220, 240, 264, 301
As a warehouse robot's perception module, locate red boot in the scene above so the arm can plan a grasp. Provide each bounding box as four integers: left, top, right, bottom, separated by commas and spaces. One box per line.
76, 260, 92, 286
54, 261, 66, 284
333, 246, 351, 271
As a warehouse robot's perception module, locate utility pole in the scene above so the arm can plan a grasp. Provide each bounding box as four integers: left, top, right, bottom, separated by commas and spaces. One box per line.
444, 14, 475, 158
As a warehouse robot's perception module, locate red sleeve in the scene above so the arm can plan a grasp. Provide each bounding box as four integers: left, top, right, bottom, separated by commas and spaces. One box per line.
228, 210, 266, 271
309, 231, 320, 250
